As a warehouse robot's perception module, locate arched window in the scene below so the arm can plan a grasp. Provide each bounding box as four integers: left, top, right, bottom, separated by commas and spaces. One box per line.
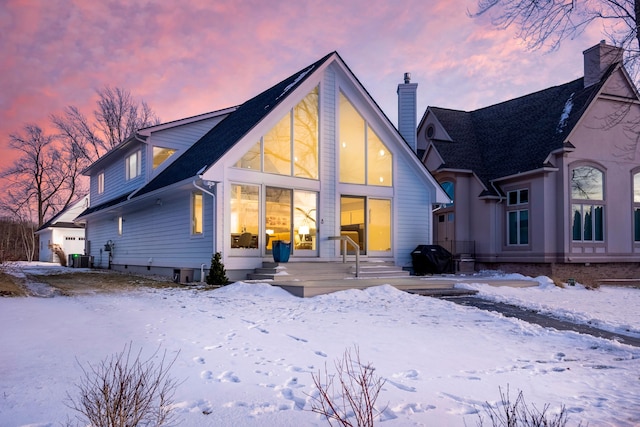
441, 181, 454, 208
571, 165, 604, 242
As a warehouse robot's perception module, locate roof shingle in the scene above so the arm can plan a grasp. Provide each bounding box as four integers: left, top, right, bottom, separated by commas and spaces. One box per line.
430, 69, 609, 194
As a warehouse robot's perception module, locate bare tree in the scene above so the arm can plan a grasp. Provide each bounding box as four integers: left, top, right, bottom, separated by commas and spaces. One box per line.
51, 105, 106, 163
0, 87, 158, 259
52, 86, 160, 162
2, 124, 84, 228
472, 0, 640, 72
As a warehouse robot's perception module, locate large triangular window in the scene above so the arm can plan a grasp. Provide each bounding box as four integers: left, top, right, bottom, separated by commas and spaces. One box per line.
235, 86, 319, 179
339, 92, 392, 186
152, 146, 176, 169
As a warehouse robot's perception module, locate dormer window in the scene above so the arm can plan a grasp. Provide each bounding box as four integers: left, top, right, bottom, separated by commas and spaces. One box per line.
125, 150, 141, 180
153, 147, 176, 169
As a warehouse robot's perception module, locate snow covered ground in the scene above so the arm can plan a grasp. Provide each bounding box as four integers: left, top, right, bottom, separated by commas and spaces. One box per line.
1, 263, 639, 426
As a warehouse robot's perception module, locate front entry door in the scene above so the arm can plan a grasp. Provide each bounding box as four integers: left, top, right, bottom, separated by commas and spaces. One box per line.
339, 196, 392, 256
435, 210, 455, 253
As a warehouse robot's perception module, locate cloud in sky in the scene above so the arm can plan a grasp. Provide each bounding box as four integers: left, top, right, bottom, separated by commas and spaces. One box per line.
0, 0, 603, 193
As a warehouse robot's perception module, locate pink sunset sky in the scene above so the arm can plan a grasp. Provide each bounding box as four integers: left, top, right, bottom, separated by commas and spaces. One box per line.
1, 0, 603, 195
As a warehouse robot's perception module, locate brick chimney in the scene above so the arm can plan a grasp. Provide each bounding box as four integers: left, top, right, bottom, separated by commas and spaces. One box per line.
397, 72, 418, 153
583, 40, 624, 88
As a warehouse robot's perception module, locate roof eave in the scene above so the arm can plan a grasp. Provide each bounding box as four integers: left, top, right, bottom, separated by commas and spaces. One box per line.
82, 134, 145, 176
491, 165, 559, 183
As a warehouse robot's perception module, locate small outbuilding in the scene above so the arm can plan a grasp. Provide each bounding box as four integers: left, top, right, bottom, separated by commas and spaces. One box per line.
35, 196, 89, 264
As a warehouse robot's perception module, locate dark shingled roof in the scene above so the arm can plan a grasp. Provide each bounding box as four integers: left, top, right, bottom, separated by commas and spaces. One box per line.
133, 52, 335, 198
36, 220, 84, 232
76, 194, 130, 219
76, 52, 336, 220
430, 68, 611, 195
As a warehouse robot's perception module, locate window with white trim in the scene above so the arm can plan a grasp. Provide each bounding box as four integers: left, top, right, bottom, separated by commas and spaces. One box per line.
125, 150, 141, 180
339, 91, 392, 186
506, 189, 529, 245
97, 171, 104, 194
192, 192, 203, 235
571, 165, 604, 242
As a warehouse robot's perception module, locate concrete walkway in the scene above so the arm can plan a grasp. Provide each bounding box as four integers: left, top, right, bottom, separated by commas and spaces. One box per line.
445, 296, 640, 348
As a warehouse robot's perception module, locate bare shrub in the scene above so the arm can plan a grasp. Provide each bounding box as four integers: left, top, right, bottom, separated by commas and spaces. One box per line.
477, 385, 581, 427
66, 343, 181, 427
309, 346, 387, 427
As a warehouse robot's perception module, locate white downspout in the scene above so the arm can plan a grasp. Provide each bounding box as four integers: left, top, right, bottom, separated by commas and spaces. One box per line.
193, 178, 219, 259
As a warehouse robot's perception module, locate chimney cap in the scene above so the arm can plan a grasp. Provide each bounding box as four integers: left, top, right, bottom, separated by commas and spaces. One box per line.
404, 72, 411, 84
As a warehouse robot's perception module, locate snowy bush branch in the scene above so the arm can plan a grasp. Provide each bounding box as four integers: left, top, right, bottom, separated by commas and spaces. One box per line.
309, 346, 387, 427
66, 343, 181, 427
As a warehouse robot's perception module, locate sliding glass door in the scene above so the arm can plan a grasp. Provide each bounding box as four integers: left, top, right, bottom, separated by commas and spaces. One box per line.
340, 196, 391, 256
265, 187, 317, 256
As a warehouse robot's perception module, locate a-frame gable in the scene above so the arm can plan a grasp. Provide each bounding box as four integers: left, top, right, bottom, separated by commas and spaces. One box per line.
563, 64, 640, 149
327, 55, 450, 202
600, 65, 640, 99
223, 83, 320, 178
133, 52, 336, 198
419, 107, 454, 144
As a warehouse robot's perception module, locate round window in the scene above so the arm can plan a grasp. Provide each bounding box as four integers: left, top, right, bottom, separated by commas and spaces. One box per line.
426, 125, 435, 139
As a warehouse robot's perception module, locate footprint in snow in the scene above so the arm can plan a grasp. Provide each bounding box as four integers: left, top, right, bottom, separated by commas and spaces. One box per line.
218, 370, 240, 383
392, 369, 419, 380
193, 356, 205, 364
387, 380, 416, 392
278, 387, 306, 410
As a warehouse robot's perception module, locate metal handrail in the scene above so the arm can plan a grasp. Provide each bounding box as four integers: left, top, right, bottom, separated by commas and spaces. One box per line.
328, 235, 360, 277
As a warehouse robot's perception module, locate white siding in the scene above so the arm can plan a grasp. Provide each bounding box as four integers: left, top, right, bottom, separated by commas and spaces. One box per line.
85, 217, 114, 269
38, 230, 54, 262
394, 154, 432, 267
320, 67, 337, 258
151, 117, 222, 149
86, 191, 213, 270
83, 56, 442, 277
90, 142, 146, 206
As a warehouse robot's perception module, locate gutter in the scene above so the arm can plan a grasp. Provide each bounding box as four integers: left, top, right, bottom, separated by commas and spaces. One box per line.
491, 165, 559, 183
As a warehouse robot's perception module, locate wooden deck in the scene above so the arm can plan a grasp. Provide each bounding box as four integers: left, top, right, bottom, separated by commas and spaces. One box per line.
248, 262, 537, 297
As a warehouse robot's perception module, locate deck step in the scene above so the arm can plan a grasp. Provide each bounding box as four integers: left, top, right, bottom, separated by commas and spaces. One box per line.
354, 264, 411, 278
246, 261, 407, 281
406, 288, 479, 297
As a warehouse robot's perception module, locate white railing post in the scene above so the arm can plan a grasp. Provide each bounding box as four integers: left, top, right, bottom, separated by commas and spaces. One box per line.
328, 235, 360, 278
